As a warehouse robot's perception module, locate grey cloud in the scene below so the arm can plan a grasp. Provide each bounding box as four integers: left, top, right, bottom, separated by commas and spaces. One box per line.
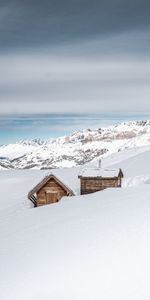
0, 0, 150, 51
0, 52, 150, 113
0, 0, 150, 115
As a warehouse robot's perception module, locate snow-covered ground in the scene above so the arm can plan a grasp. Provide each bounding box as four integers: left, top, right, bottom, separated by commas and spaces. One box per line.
1, 146, 150, 300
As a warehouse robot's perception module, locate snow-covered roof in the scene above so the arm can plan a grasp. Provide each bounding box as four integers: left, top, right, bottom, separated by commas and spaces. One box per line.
79, 168, 123, 178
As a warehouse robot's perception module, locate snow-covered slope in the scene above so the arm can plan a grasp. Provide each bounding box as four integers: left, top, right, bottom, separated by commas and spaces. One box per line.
1, 120, 150, 170
1, 147, 150, 300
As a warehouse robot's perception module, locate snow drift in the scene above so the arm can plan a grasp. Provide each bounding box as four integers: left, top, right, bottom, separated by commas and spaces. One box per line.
1, 147, 150, 299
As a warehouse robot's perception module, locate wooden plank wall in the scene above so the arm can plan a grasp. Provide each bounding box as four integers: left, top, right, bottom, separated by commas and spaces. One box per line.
80, 177, 119, 195
37, 178, 67, 206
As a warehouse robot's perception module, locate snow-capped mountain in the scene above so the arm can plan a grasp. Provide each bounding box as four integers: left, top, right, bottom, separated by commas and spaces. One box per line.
1, 120, 150, 170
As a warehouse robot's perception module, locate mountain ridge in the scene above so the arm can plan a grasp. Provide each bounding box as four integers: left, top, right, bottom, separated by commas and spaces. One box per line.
1, 120, 150, 170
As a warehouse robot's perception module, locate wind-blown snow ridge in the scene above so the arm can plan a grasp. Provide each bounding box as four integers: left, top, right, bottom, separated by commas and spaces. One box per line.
0, 120, 150, 170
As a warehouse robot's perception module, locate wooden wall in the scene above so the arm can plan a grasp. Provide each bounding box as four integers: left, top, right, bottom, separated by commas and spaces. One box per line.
36, 178, 67, 206
80, 177, 120, 195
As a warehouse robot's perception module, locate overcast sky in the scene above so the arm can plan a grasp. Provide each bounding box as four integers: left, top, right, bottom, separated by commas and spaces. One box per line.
0, 0, 150, 114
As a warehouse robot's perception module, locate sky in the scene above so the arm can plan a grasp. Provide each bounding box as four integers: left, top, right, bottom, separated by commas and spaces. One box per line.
0, 0, 150, 114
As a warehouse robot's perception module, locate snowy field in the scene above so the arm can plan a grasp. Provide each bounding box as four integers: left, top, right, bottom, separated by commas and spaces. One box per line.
1, 147, 150, 299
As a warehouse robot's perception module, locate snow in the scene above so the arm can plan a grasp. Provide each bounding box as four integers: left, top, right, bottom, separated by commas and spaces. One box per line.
1, 120, 150, 169
1, 146, 150, 299
109, 148, 150, 187
79, 167, 120, 177
0, 143, 37, 160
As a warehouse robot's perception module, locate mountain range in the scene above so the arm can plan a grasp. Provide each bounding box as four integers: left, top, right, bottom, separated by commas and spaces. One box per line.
0, 120, 150, 170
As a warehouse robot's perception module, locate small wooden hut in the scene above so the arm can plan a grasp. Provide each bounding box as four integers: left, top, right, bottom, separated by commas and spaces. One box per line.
78, 168, 124, 195
28, 174, 75, 207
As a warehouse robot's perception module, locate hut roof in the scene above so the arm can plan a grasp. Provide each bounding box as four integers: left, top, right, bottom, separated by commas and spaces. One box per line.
78, 168, 123, 178
28, 173, 75, 200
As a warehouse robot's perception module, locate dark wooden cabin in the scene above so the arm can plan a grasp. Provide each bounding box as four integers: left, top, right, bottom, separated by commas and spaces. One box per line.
78, 168, 124, 195
28, 174, 74, 207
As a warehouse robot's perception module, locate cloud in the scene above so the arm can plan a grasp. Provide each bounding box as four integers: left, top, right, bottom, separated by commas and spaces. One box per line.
0, 44, 150, 113
0, 0, 150, 50
0, 0, 150, 114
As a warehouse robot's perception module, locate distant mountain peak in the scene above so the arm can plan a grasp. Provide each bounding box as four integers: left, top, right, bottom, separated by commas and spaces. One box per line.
0, 120, 150, 170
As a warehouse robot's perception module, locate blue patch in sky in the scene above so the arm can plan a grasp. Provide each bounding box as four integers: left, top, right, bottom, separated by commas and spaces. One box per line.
0, 113, 149, 145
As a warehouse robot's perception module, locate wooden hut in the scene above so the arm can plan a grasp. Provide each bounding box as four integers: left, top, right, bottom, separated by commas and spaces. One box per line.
28, 174, 75, 207
78, 168, 124, 195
